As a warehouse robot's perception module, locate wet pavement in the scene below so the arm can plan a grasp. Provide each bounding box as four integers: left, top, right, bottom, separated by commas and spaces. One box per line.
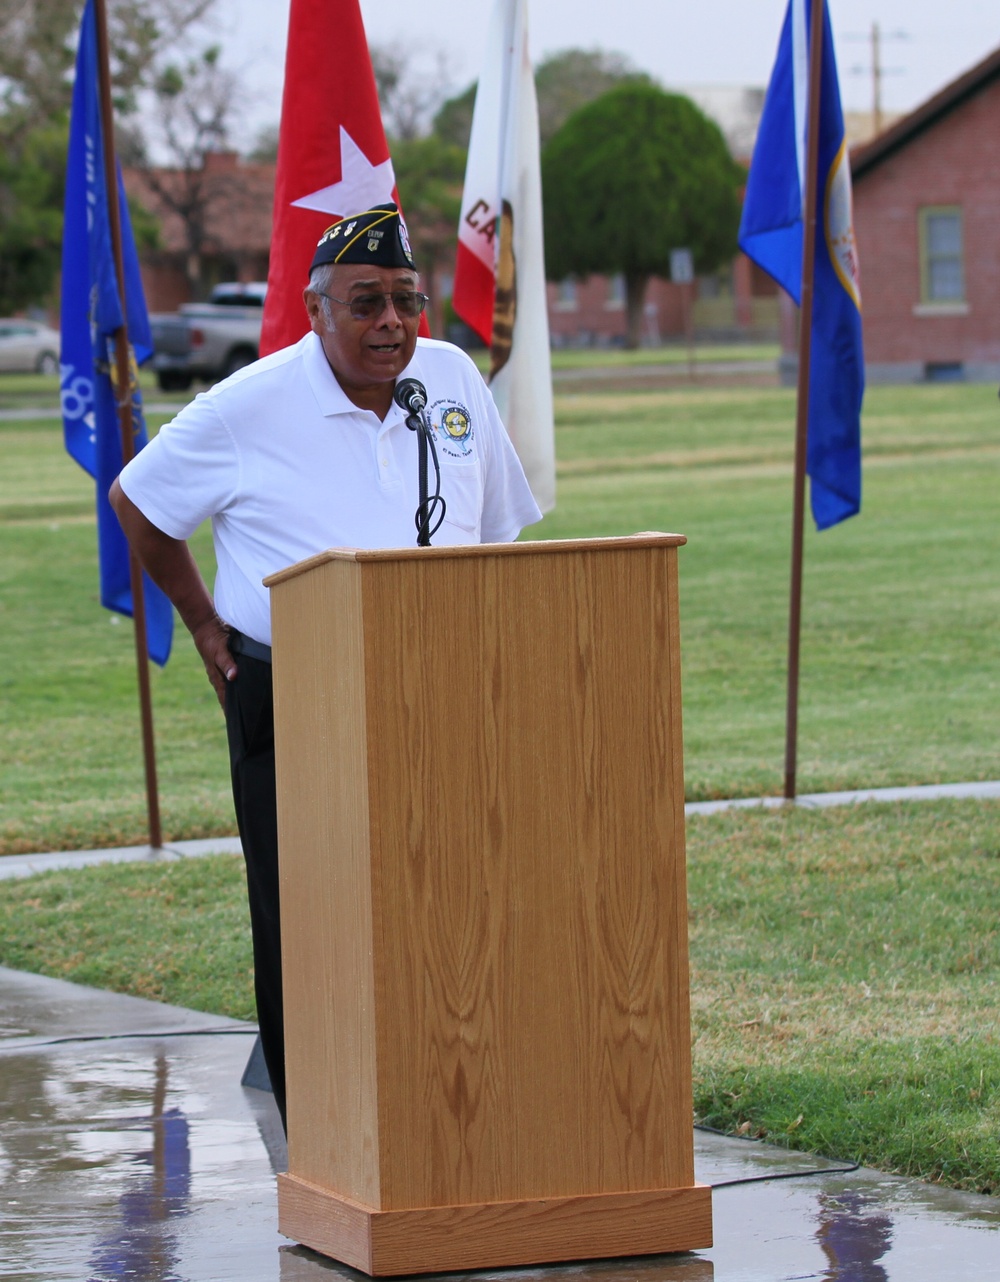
1, 966, 998, 1282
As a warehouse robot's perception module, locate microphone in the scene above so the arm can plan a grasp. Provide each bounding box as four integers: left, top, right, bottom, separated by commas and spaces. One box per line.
393, 378, 427, 415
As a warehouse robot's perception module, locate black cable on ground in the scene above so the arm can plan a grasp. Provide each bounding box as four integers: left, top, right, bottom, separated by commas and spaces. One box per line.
3, 1041, 863, 1187
0, 1026, 256, 1053
695, 1122, 861, 1187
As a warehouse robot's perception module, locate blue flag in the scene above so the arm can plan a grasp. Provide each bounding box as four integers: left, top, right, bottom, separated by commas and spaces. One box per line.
739, 0, 863, 530
60, 0, 173, 664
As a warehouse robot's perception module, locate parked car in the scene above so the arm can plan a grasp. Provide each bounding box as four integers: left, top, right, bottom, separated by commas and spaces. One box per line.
0, 319, 61, 374
149, 282, 266, 391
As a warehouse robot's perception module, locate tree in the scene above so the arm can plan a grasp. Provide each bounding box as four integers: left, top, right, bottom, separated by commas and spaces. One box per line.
0, 0, 219, 310
0, 0, 217, 129
109, 43, 244, 297
391, 133, 466, 336
541, 83, 742, 348
247, 122, 279, 164
0, 120, 65, 313
534, 48, 649, 146
370, 41, 453, 143
431, 82, 475, 150
431, 47, 647, 153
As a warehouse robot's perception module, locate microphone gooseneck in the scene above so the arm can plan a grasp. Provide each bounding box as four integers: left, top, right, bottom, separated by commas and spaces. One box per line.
393, 377, 445, 546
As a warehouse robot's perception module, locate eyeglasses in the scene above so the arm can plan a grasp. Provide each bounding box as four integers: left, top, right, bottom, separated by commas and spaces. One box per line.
315, 290, 429, 321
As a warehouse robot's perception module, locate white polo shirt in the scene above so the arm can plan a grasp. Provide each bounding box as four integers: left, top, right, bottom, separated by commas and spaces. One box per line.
120, 333, 543, 645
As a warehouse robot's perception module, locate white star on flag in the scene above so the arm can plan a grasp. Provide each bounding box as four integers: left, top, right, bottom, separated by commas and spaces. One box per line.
291, 126, 396, 215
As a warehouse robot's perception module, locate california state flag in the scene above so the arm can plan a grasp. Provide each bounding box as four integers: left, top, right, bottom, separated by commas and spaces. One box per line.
261, 0, 413, 354
453, 0, 555, 513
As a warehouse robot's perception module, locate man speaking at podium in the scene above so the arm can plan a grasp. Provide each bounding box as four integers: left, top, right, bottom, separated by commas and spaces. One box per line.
110, 203, 541, 1131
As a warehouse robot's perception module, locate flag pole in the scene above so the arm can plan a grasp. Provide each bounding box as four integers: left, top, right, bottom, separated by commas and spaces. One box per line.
784, 0, 826, 802
93, 0, 163, 848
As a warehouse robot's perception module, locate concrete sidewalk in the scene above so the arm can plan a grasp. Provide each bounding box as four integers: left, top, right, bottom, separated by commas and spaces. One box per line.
1, 966, 997, 1281
684, 778, 1000, 816
2, 781, 997, 881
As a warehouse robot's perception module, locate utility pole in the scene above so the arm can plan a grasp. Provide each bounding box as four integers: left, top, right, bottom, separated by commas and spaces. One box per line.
847, 24, 907, 139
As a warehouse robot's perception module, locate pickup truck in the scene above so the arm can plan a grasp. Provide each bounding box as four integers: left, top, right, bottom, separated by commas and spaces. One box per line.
149, 282, 266, 391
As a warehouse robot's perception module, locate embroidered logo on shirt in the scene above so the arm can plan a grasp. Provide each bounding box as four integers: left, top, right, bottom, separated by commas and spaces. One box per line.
428, 400, 475, 459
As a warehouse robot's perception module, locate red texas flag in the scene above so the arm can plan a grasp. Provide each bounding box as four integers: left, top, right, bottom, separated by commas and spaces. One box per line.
261, 0, 409, 355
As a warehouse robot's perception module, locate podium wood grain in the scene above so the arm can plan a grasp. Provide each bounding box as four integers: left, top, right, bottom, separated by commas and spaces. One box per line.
267, 535, 708, 1272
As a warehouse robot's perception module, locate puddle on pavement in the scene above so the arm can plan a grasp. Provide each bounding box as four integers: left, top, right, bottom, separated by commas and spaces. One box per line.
0, 1016, 997, 1282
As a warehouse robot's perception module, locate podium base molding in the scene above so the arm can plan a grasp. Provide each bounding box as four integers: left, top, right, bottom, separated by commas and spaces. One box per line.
278, 1173, 713, 1276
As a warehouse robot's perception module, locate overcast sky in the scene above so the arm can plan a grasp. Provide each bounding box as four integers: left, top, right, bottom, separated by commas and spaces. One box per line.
200, 0, 1000, 151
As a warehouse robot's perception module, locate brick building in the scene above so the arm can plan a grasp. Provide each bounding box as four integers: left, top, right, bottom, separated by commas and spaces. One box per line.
544, 264, 781, 348
851, 46, 1000, 383
124, 152, 274, 312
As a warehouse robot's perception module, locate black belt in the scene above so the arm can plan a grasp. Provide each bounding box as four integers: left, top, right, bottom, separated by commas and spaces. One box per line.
228, 630, 272, 664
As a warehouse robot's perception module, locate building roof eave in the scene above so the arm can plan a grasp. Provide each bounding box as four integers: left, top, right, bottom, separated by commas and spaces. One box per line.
850, 43, 1000, 180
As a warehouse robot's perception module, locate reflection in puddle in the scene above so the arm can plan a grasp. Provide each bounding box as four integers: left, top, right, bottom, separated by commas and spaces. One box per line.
86, 1056, 192, 1282
817, 1189, 893, 1281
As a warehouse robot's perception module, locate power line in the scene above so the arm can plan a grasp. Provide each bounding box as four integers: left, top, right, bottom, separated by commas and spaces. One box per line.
845, 22, 909, 134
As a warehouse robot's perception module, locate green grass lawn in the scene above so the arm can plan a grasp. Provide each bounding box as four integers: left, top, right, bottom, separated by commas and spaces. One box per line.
533, 380, 1000, 799
687, 799, 1000, 1194
472, 341, 780, 375
0, 368, 187, 409
549, 341, 780, 369
1, 376, 997, 851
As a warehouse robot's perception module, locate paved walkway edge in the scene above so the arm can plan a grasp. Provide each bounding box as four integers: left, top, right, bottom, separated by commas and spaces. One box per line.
685, 779, 1000, 816
1, 782, 997, 879
0, 836, 243, 880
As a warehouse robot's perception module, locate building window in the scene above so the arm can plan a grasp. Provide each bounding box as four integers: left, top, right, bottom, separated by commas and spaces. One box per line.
919, 207, 964, 303
554, 277, 578, 312
605, 273, 626, 310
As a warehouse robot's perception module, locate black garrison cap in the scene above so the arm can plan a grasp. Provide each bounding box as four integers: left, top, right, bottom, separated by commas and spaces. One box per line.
310, 203, 417, 271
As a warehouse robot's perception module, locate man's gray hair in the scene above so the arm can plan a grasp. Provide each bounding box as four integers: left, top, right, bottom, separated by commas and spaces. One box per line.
308, 263, 337, 325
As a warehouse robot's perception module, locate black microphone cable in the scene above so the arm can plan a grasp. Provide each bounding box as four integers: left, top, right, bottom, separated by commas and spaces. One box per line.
393, 378, 446, 546
415, 421, 446, 545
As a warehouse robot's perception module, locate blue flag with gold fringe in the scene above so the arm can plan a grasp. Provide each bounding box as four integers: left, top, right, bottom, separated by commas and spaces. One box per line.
739, 0, 864, 529
60, 0, 172, 663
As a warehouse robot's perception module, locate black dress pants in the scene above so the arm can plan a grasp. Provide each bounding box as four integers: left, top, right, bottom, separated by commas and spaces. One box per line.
224, 649, 287, 1131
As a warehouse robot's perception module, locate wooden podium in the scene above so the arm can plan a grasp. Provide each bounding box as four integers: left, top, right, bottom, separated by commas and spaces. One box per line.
265, 534, 711, 1275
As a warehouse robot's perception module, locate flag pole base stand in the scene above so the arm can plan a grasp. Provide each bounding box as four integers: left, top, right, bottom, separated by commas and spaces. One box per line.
278, 1174, 713, 1277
